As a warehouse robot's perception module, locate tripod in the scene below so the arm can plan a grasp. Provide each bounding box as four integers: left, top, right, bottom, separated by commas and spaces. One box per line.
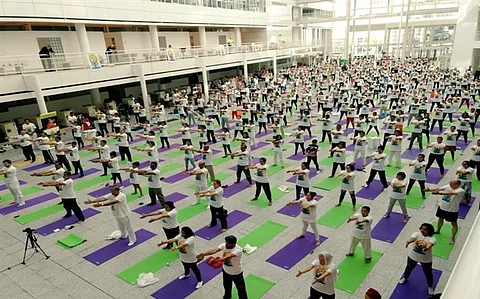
22, 229, 49, 265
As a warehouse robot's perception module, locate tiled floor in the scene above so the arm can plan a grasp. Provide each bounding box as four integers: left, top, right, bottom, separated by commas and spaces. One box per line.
0, 113, 477, 299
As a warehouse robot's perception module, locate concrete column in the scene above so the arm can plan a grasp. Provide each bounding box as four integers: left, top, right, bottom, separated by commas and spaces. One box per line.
234, 27, 242, 45
74, 23, 91, 53
202, 66, 209, 102
396, 0, 405, 58
149, 25, 160, 50
344, 0, 351, 59
132, 65, 150, 120
90, 88, 102, 106
243, 59, 248, 78
24, 75, 48, 114
199, 26, 207, 46
273, 51, 277, 77
312, 29, 317, 45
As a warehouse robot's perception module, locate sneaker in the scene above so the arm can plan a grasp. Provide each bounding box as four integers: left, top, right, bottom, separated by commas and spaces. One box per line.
127, 241, 136, 246
316, 170, 320, 174
17, 202, 25, 207
362, 184, 369, 187
399, 278, 407, 284
178, 274, 190, 280
196, 281, 203, 289
250, 198, 258, 201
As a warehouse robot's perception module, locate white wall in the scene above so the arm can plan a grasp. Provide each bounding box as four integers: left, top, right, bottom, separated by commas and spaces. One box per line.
158, 32, 191, 48
242, 28, 268, 44
450, 1, 480, 71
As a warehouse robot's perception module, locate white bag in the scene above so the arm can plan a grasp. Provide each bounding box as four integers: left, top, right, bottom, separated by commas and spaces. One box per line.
137, 272, 159, 288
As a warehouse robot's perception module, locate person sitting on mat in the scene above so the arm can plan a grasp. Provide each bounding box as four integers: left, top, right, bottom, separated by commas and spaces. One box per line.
286, 191, 321, 247
346, 205, 372, 263
140, 201, 179, 249
295, 251, 337, 299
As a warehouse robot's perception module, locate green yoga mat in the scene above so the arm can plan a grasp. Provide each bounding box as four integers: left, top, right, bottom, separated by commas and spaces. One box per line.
79, 150, 96, 158
260, 145, 293, 156
126, 193, 144, 203
188, 173, 230, 190
57, 234, 87, 249
432, 221, 460, 259
74, 176, 110, 191
473, 180, 480, 192
117, 250, 179, 285
14, 204, 64, 225
213, 156, 235, 166
237, 220, 287, 248
119, 155, 145, 165
319, 156, 340, 167
336, 248, 382, 294
250, 186, 291, 208
442, 153, 456, 166
232, 274, 275, 299
385, 163, 408, 177
403, 186, 429, 209
178, 201, 209, 223
0, 186, 43, 202
161, 162, 183, 173
313, 177, 341, 191
166, 149, 186, 158
267, 163, 292, 176
317, 205, 356, 229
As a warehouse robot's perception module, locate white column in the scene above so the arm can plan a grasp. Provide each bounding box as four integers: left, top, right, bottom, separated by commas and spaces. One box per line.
199, 26, 207, 46
273, 51, 277, 77
312, 29, 317, 45
149, 25, 160, 50
132, 65, 150, 120
396, 0, 405, 58
90, 88, 102, 106
344, 0, 351, 59
74, 23, 91, 53
243, 59, 248, 78
234, 27, 242, 45
202, 66, 209, 102
24, 75, 47, 114
366, 0, 372, 57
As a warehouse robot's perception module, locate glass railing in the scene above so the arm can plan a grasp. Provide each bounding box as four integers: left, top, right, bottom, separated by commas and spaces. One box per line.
0, 40, 321, 76
150, 0, 266, 12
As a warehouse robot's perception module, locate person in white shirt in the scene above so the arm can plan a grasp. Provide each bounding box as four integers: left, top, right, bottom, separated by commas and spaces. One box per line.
196, 235, 247, 299
398, 223, 436, 296
287, 162, 311, 201
351, 132, 367, 170
96, 110, 109, 137
84, 186, 136, 246
406, 154, 427, 199
470, 139, 480, 181
330, 124, 344, 157
155, 122, 170, 149
336, 163, 357, 210
108, 129, 132, 162
456, 161, 474, 206
329, 141, 346, 177
70, 123, 85, 149
179, 141, 196, 171
158, 226, 203, 289
187, 161, 209, 205
443, 126, 458, 160
292, 127, 306, 155
195, 180, 227, 231
217, 128, 233, 157
178, 123, 192, 145
132, 101, 142, 123
426, 179, 465, 244
269, 134, 284, 167
364, 146, 389, 189
346, 206, 373, 263
99, 151, 123, 187
194, 145, 215, 181
249, 157, 272, 206
22, 119, 37, 136
141, 201, 179, 249
44, 136, 71, 172
295, 251, 337, 299
425, 136, 446, 176
34, 132, 55, 164
387, 130, 403, 168
10, 130, 36, 162
120, 161, 143, 197
384, 171, 409, 223
407, 115, 425, 150
61, 141, 84, 177
137, 140, 159, 163
287, 191, 321, 247
37, 171, 85, 222
229, 144, 253, 185
134, 162, 165, 206
0, 160, 24, 206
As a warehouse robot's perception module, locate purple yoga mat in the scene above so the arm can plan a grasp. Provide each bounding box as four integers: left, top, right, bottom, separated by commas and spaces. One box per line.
346, 143, 355, 152
152, 261, 222, 299
277, 196, 324, 217
458, 197, 476, 220
0, 180, 26, 191
196, 210, 251, 240
170, 133, 182, 139
426, 167, 448, 184
36, 208, 101, 236
87, 179, 132, 198
0, 192, 58, 215
138, 161, 151, 169
287, 153, 306, 161
72, 168, 101, 179
286, 168, 318, 183
195, 149, 221, 160
256, 130, 270, 138
133, 192, 188, 215
158, 143, 182, 153
224, 180, 253, 198
83, 229, 156, 265
371, 212, 407, 243
288, 135, 314, 144
354, 157, 372, 169
390, 268, 442, 299
162, 171, 190, 184
251, 141, 270, 151
23, 163, 51, 172
357, 180, 387, 200
336, 119, 347, 126
401, 148, 422, 160
266, 232, 328, 270
456, 140, 471, 151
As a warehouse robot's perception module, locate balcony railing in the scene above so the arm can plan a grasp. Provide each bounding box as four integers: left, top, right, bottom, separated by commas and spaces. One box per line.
0, 40, 321, 76
294, 10, 334, 21
151, 0, 266, 12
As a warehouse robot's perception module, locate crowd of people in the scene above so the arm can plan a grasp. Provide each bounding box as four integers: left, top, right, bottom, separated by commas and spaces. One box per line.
1, 56, 479, 298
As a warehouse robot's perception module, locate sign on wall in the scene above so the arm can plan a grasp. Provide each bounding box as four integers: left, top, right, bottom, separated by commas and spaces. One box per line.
87, 53, 102, 71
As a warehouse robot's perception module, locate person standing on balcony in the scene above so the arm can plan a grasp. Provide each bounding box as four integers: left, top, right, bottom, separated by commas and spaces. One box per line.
106, 44, 116, 64
39, 45, 54, 71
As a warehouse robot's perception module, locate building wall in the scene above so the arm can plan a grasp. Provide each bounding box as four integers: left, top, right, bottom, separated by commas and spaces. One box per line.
450, 1, 480, 71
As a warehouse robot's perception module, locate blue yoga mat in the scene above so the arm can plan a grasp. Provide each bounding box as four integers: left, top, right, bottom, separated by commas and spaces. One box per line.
0, 192, 58, 215
371, 212, 407, 243
36, 208, 101, 236
390, 267, 442, 299
356, 180, 386, 200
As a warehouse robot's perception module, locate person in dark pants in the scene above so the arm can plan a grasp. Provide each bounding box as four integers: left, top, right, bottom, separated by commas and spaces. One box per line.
196, 180, 228, 231
141, 201, 179, 249
363, 146, 389, 189
287, 162, 311, 200
134, 162, 165, 206
89, 139, 110, 176
39, 45, 55, 71
108, 129, 132, 162
425, 136, 446, 176
249, 157, 272, 206
470, 139, 480, 181
306, 139, 321, 173
229, 144, 253, 185
64, 141, 84, 177
407, 116, 425, 150
406, 154, 427, 198
43, 135, 71, 171
11, 130, 36, 162
38, 171, 85, 222
35, 132, 55, 164
196, 235, 248, 299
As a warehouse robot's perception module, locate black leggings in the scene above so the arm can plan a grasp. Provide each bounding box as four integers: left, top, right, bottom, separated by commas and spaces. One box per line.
366, 126, 380, 136
223, 271, 248, 299
426, 154, 445, 175
57, 155, 71, 172
160, 137, 170, 148
331, 162, 345, 177
254, 182, 272, 202
258, 122, 267, 133
71, 160, 84, 176
456, 130, 468, 143
295, 185, 309, 200
236, 165, 252, 183
402, 256, 433, 288
295, 142, 305, 155
306, 156, 320, 171
21, 145, 36, 161
182, 261, 202, 282
321, 131, 332, 143
430, 119, 443, 132
222, 144, 232, 156
406, 179, 425, 197
339, 190, 356, 206
310, 287, 335, 299
163, 226, 180, 249
62, 198, 85, 221
74, 137, 84, 148
302, 126, 312, 137
366, 169, 388, 188
210, 206, 227, 229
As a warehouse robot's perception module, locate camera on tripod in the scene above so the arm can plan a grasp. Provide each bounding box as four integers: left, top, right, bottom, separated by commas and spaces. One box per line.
23, 228, 35, 234
21, 227, 49, 264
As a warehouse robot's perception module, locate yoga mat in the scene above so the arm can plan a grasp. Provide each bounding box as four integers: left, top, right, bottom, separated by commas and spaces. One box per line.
125, 193, 144, 203
1, 192, 58, 216
401, 148, 422, 160
232, 274, 275, 299
286, 168, 317, 183
0, 180, 26, 191
83, 229, 156, 265
317, 205, 355, 229
249, 186, 291, 208
335, 248, 382, 293
178, 201, 209, 223
57, 234, 87, 249
237, 220, 287, 248
313, 177, 341, 191
79, 150, 97, 158
371, 212, 407, 243
196, 210, 252, 240
354, 157, 372, 169
473, 180, 480, 192
431, 221, 460, 259
158, 143, 182, 153
151, 262, 222, 299
133, 192, 188, 215
188, 172, 230, 190
357, 180, 386, 200
251, 141, 270, 151
166, 149, 186, 158
426, 167, 448, 184
117, 250, 179, 285
385, 163, 408, 177
287, 153, 306, 161
266, 232, 328, 270
260, 145, 293, 156
458, 197, 476, 220
268, 163, 292, 176
212, 156, 235, 166
277, 195, 324, 217
161, 162, 184, 173
319, 156, 334, 167
87, 180, 132, 198
13, 203, 64, 225
405, 186, 429, 209
23, 163, 51, 172
162, 171, 190, 184
74, 176, 111, 191
224, 180, 252, 198
390, 268, 442, 299
36, 208, 101, 236
456, 140, 471, 151
71, 168, 101, 179
0, 186, 43, 202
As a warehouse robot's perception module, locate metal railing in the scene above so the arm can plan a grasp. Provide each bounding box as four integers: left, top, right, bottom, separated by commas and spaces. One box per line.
0, 40, 321, 76
294, 9, 334, 21
151, 0, 266, 12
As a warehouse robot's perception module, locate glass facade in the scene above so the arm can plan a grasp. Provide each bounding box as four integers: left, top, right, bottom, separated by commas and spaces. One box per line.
151, 0, 266, 12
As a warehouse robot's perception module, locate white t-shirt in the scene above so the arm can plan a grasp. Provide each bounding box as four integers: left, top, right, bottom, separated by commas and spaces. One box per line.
295, 130, 304, 143
371, 152, 387, 171
218, 243, 243, 275
128, 167, 140, 184
300, 198, 317, 222
68, 146, 80, 162
147, 146, 159, 162
390, 178, 406, 199
408, 232, 436, 263
351, 213, 373, 239
55, 141, 66, 156
117, 133, 129, 147
174, 235, 197, 263
390, 136, 402, 152
457, 166, 474, 182
147, 168, 162, 188
183, 145, 194, 159
194, 167, 208, 188
237, 150, 250, 166
444, 131, 457, 147
38, 136, 50, 151
310, 259, 336, 295
1, 166, 18, 184
471, 145, 480, 162
295, 168, 310, 188
354, 137, 367, 150
106, 192, 131, 218
332, 130, 343, 143
57, 178, 75, 198
340, 171, 355, 191
159, 208, 179, 229
51, 167, 65, 180
438, 185, 465, 212
18, 134, 32, 147
333, 147, 346, 163
100, 144, 110, 159
410, 160, 426, 181
109, 157, 119, 173
201, 150, 213, 166
254, 163, 269, 183
180, 128, 191, 139
208, 186, 224, 208
430, 142, 445, 155
222, 132, 231, 145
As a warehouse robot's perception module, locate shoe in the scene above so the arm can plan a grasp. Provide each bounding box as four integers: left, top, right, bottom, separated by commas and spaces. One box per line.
24, 159, 30, 162
345, 253, 354, 257
100, 174, 107, 177
328, 175, 333, 178
268, 202, 272, 206
79, 175, 84, 178
57, 201, 63, 205
127, 241, 136, 246
250, 198, 258, 201
31, 160, 35, 163
365, 257, 372, 263
220, 229, 227, 232
178, 274, 190, 280
362, 184, 369, 187
196, 281, 203, 289
17, 202, 25, 207
398, 278, 407, 284
316, 170, 320, 174
146, 203, 156, 206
